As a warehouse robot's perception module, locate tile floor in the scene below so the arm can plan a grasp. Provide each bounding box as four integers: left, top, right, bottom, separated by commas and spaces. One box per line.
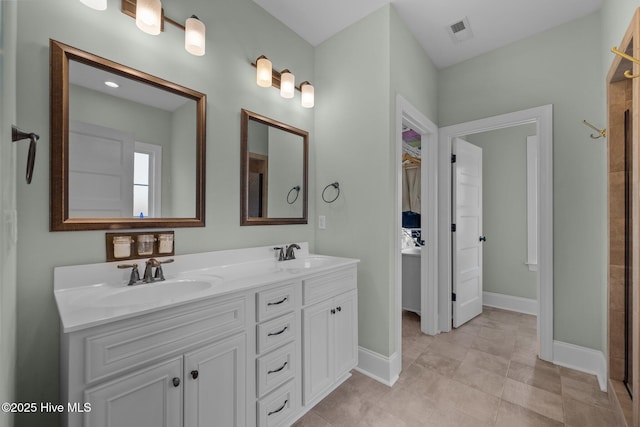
293, 307, 621, 427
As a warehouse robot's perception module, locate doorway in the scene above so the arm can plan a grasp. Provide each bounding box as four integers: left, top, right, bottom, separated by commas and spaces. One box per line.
393, 95, 438, 382
438, 105, 554, 362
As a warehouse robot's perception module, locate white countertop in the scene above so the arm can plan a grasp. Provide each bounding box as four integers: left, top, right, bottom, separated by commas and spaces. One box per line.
54, 243, 359, 333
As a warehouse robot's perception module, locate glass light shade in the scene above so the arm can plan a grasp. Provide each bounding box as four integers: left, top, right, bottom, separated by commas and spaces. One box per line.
80, 0, 107, 11
280, 70, 295, 99
136, 0, 162, 35
256, 57, 272, 88
301, 82, 314, 108
185, 16, 206, 56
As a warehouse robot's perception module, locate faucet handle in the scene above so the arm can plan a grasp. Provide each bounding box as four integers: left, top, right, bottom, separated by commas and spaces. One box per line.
118, 263, 140, 286
158, 258, 174, 265
273, 247, 285, 261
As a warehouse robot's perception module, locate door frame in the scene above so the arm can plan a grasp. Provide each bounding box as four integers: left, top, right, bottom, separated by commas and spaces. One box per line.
394, 95, 439, 380
437, 105, 553, 361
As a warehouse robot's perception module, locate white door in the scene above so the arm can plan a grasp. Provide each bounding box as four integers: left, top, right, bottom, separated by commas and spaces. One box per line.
302, 298, 334, 404
68, 121, 134, 218
452, 138, 484, 327
333, 290, 358, 378
85, 357, 183, 427
184, 334, 247, 427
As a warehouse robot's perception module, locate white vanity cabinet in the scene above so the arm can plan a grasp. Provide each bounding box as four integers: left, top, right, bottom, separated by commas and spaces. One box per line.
56, 244, 359, 427
254, 282, 301, 427
302, 266, 358, 405
60, 293, 252, 427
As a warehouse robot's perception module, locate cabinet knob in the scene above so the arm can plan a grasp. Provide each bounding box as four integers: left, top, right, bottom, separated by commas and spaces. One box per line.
191, 370, 199, 380
336, 306, 342, 312
331, 309, 336, 315
172, 377, 181, 387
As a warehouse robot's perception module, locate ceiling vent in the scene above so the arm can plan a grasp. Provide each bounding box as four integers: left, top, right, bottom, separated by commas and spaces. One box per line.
447, 16, 473, 43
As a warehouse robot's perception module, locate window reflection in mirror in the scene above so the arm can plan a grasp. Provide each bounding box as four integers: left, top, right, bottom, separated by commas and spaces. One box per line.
241, 109, 308, 225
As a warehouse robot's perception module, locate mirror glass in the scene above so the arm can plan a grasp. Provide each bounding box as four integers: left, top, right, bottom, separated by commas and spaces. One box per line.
241, 109, 308, 225
50, 40, 206, 231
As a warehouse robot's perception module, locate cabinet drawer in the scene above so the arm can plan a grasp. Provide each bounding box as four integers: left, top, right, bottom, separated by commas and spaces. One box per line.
256, 283, 297, 322
256, 342, 296, 397
257, 380, 297, 427
302, 267, 357, 305
85, 296, 246, 383
257, 312, 296, 354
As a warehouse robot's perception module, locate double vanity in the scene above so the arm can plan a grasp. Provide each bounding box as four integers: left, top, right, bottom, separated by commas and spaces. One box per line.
54, 243, 359, 427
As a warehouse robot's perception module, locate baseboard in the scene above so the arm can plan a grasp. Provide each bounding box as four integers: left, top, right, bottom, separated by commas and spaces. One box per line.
483, 291, 537, 315
553, 340, 607, 391
354, 346, 399, 387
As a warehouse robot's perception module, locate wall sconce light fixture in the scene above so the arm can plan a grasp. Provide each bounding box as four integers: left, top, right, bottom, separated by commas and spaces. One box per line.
256, 56, 273, 88
251, 56, 314, 108
280, 69, 295, 99
80, 0, 206, 56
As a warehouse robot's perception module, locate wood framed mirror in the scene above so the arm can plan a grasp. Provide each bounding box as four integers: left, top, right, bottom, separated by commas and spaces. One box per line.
241, 109, 308, 225
50, 39, 206, 231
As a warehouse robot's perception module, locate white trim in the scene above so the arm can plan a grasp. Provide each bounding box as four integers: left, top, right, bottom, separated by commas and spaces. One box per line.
355, 346, 399, 386
395, 95, 439, 379
438, 105, 553, 362
483, 291, 537, 316
526, 136, 538, 269
553, 340, 607, 392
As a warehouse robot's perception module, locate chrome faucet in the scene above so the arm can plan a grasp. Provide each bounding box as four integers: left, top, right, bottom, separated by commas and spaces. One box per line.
284, 244, 301, 260
143, 258, 174, 283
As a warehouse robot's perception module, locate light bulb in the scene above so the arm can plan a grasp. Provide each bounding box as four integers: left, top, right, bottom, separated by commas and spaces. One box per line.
185, 15, 206, 56
256, 56, 272, 88
280, 69, 295, 99
136, 0, 162, 35
301, 82, 314, 108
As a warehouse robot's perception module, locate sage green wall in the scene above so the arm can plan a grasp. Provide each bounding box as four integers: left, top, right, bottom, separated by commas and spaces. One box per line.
171, 101, 196, 217
15, 0, 315, 425
439, 12, 606, 351
466, 124, 537, 300
315, 4, 438, 357
388, 5, 439, 352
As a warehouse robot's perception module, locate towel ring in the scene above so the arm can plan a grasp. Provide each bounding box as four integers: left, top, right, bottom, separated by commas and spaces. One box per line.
287, 186, 300, 204
322, 182, 340, 203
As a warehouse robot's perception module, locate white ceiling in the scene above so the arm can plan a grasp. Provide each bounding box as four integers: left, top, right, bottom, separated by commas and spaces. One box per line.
252, 0, 603, 69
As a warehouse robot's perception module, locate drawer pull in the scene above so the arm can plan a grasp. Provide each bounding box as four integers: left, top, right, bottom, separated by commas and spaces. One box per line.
267, 326, 288, 337
267, 297, 288, 306
267, 361, 288, 375
268, 399, 288, 416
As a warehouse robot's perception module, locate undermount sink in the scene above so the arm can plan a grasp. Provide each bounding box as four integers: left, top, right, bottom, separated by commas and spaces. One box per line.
96, 278, 220, 307
279, 256, 334, 270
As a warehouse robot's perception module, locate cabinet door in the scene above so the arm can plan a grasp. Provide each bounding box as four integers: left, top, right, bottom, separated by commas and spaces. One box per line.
302, 298, 334, 404
84, 357, 182, 427
333, 290, 358, 378
184, 333, 247, 427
